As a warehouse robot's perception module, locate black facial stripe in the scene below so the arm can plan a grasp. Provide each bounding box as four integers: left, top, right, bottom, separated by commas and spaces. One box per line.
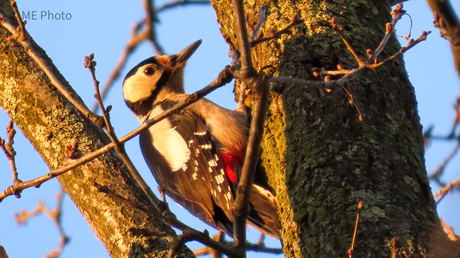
124, 57, 160, 82
151, 69, 172, 96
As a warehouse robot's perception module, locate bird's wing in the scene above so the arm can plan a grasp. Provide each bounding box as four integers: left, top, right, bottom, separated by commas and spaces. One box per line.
140, 99, 235, 235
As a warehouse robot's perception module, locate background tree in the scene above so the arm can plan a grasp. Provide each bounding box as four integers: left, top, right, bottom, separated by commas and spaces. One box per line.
1, 0, 460, 257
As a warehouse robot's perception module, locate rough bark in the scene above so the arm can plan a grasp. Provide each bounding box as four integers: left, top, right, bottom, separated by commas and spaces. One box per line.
211, 0, 459, 257
0, 2, 194, 257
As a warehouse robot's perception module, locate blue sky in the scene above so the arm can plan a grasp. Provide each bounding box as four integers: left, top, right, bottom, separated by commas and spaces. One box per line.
1, 1, 459, 257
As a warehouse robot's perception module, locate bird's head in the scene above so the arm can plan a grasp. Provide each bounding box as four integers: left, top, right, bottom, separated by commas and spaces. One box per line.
123, 39, 202, 117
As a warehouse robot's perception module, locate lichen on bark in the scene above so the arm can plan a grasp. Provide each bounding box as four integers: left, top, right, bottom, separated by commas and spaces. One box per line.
210, 0, 446, 257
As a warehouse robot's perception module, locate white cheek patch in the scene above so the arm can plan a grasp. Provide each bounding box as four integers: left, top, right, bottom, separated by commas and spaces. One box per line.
123, 65, 164, 103
147, 107, 190, 172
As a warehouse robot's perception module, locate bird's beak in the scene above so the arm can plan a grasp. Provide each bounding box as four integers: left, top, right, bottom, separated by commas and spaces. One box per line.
175, 39, 202, 65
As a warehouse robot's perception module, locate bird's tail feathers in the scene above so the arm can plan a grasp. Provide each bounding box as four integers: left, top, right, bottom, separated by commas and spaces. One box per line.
247, 185, 281, 239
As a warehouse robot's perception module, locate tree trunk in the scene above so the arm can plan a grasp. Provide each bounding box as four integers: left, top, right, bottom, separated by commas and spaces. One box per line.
211, 0, 459, 257
0, 2, 194, 257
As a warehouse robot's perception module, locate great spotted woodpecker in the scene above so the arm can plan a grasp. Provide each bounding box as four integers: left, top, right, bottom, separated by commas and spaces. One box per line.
122, 40, 281, 238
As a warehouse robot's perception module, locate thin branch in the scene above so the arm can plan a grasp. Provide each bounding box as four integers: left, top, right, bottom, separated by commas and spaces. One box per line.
193, 231, 225, 258
447, 93, 460, 139
14, 188, 69, 258
0, 121, 20, 187
272, 29, 429, 121
368, 3, 407, 61
429, 139, 460, 184
251, 14, 304, 47
157, 0, 210, 13
232, 0, 256, 77
0, 3, 104, 127
231, 72, 270, 256
245, 241, 283, 255
339, 84, 363, 121
423, 125, 434, 149
0, 66, 233, 202
168, 231, 195, 258
143, 0, 164, 55
229, 0, 270, 255
348, 201, 363, 258
271, 32, 429, 87
85, 54, 164, 211
441, 218, 460, 241
428, 0, 460, 46
43, 189, 69, 258
249, 5, 269, 42
434, 177, 460, 204
95, 183, 239, 257
194, 231, 283, 257
331, 17, 364, 66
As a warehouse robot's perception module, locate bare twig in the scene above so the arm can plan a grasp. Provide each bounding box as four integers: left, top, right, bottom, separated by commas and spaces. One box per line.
0, 121, 19, 186
447, 94, 460, 139
168, 231, 195, 258
85, 54, 166, 212
433, 177, 460, 204
427, 0, 460, 46
193, 231, 225, 258
231, 73, 269, 256
272, 11, 429, 122
310, 6, 428, 121
368, 3, 407, 61
229, 0, 270, 255
157, 0, 210, 13
348, 201, 363, 258
249, 5, 269, 42
0, 3, 104, 127
251, 14, 303, 47
429, 139, 460, 184
307, 30, 429, 120
366, 31, 430, 68
232, 0, 256, 77
427, 0, 460, 75
14, 188, 69, 258
423, 125, 434, 149
441, 218, 460, 241
194, 231, 282, 257
245, 241, 283, 254
331, 17, 364, 66
95, 183, 239, 257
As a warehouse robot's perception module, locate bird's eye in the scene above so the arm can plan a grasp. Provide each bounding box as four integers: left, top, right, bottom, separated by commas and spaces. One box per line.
143, 67, 155, 76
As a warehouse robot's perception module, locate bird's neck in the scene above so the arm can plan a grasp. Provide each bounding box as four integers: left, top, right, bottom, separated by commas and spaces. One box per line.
128, 69, 185, 121
132, 86, 184, 122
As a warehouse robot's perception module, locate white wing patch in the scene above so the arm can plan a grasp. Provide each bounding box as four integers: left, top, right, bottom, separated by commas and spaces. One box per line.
147, 106, 190, 172
208, 159, 217, 167
200, 144, 212, 150
192, 171, 198, 180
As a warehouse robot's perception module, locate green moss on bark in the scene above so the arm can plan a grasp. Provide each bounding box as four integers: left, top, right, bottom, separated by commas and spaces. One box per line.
211, 0, 441, 257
